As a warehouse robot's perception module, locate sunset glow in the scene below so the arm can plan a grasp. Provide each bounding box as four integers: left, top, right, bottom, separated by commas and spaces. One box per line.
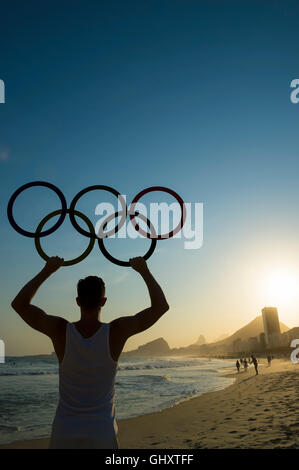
263, 270, 298, 308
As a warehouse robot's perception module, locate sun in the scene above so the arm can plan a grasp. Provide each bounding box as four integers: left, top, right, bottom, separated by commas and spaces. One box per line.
263, 269, 298, 307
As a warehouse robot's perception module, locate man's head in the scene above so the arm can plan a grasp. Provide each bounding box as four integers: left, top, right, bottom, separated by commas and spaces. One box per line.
76, 276, 106, 311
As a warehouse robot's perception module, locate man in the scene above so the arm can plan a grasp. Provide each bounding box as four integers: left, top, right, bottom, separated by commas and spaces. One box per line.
267, 355, 272, 366
251, 354, 258, 375
11, 256, 169, 449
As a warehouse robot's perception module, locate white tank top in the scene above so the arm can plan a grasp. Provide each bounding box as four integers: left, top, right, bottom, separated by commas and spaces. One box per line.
51, 322, 118, 439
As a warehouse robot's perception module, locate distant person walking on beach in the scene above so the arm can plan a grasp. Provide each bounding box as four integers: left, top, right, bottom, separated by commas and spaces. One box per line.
236, 360, 240, 372
243, 358, 248, 371
267, 355, 272, 366
251, 355, 258, 375
11, 256, 169, 449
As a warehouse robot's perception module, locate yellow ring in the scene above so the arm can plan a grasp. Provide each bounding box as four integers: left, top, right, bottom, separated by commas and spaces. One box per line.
35, 209, 95, 266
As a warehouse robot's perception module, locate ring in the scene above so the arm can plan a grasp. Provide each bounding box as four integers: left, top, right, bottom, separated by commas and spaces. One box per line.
98, 211, 157, 266
69, 186, 127, 239
8, 182, 186, 267
129, 186, 186, 240
35, 209, 95, 266
7, 181, 67, 238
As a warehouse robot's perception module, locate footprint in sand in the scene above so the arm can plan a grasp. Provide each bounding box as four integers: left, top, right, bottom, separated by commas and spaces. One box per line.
194, 443, 202, 449
269, 438, 282, 444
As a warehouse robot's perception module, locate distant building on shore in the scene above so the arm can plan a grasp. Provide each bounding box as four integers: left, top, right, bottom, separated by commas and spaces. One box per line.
248, 336, 259, 350
280, 327, 299, 347
262, 307, 281, 348
259, 332, 266, 349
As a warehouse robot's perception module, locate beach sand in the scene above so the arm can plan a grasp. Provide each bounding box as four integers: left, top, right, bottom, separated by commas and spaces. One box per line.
1, 358, 298, 449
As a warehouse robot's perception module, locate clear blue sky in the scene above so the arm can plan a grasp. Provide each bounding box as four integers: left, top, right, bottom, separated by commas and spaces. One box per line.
1, 0, 299, 355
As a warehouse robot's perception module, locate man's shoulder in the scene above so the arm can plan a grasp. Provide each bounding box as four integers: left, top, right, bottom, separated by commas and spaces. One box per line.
51, 316, 69, 337
109, 316, 126, 330
109, 316, 132, 339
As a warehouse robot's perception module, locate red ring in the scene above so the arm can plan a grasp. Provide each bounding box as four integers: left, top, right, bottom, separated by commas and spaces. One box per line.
129, 186, 186, 240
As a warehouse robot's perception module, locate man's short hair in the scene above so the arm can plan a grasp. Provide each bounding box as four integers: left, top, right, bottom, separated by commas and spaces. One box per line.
77, 276, 105, 309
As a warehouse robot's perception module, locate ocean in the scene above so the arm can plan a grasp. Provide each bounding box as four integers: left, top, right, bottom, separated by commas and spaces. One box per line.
0, 355, 235, 445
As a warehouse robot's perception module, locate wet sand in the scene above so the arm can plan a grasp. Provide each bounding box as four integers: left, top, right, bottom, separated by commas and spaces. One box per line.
1, 358, 298, 449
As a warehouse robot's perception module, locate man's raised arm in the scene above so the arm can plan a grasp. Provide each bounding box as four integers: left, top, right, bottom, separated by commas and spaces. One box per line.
114, 257, 169, 339
11, 256, 66, 337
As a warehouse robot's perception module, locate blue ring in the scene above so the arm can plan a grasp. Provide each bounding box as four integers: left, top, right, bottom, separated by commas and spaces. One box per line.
7, 181, 67, 238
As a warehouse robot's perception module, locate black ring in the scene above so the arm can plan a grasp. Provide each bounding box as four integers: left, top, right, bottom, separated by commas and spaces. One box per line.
7, 181, 67, 238
69, 185, 127, 239
129, 186, 186, 240
98, 211, 157, 267
35, 209, 95, 266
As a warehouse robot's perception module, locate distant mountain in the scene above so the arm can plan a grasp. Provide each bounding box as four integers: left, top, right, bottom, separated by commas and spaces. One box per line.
121, 315, 290, 357
211, 315, 289, 347
122, 337, 170, 357
212, 333, 229, 343
195, 335, 206, 345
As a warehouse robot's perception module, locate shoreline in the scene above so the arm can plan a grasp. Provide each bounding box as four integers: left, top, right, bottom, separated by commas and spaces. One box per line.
0, 359, 298, 449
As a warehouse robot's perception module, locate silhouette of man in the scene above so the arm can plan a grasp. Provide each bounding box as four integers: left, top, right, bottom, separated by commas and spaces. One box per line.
236, 360, 240, 372
267, 355, 272, 366
251, 355, 258, 375
11, 256, 169, 449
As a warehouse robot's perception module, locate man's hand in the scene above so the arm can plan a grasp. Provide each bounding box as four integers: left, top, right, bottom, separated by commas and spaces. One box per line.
11, 256, 66, 338
44, 256, 65, 274
129, 257, 149, 275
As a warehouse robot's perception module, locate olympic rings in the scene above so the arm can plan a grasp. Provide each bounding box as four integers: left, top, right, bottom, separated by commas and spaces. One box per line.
35, 209, 95, 266
7, 181, 186, 266
7, 181, 67, 238
98, 211, 157, 267
129, 186, 186, 240
69, 185, 127, 239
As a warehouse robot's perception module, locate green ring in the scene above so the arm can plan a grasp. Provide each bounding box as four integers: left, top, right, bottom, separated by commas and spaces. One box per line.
35, 209, 95, 266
